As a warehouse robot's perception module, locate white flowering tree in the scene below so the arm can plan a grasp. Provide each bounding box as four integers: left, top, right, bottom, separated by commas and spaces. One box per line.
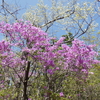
0, 0, 99, 39
22, 0, 99, 39
81, 1, 100, 55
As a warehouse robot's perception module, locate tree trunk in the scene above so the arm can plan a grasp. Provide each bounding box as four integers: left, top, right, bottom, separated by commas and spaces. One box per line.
23, 61, 30, 100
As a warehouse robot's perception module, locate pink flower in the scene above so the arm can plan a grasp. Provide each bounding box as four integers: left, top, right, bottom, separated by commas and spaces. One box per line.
59, 92, 64, 97
56, 37, 65, 45
28, 99, 32, 100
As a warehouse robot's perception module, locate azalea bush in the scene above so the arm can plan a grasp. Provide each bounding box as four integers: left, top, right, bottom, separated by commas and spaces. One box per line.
0, 21, 99, 100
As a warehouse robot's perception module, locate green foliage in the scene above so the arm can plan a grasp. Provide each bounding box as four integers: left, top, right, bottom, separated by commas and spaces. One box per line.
62, 32, 73, 46
20, 65, 100, 100
0, 88, 17, 100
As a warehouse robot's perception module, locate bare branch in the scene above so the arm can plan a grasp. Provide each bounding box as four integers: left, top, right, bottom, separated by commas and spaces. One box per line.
41, 9, 75, 28
0, 0, 22, 21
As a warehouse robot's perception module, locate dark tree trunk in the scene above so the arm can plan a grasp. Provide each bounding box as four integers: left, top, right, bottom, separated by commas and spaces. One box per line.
23, 61, 30, 100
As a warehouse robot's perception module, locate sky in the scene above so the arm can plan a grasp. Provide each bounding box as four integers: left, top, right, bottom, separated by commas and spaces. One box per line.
2, 0, 96, 17
0, 0, 100, 39
3, 0, 51, 14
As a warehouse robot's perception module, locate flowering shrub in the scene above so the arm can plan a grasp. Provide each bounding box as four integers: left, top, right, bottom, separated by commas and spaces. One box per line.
0, 21, 99, 100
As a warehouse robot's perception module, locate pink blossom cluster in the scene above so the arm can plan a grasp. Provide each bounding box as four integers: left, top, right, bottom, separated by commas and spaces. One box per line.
0, 21, 99, 84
